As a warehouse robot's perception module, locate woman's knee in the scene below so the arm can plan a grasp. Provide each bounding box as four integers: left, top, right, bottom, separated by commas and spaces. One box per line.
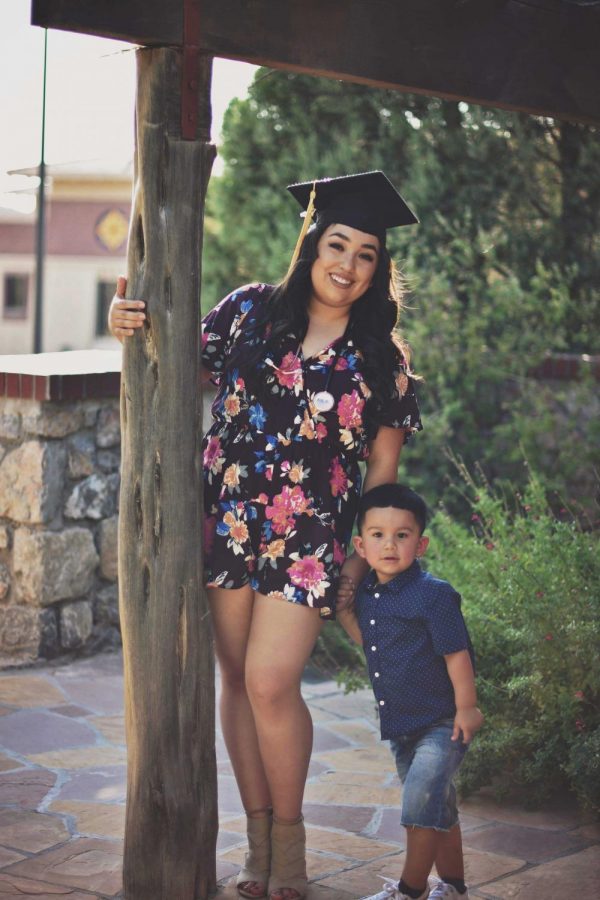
218, 655, 248, 693
245, 664, 300, 711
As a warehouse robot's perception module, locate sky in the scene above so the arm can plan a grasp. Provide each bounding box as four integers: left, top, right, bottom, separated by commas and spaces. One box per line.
0, 1, 257, 213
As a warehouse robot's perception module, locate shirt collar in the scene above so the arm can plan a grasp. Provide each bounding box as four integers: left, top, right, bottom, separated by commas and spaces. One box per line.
364, 559, 422, 593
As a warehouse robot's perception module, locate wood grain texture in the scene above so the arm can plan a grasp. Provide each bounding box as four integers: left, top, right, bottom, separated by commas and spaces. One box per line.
31, 0, 600, 123
118, 46, 217, 899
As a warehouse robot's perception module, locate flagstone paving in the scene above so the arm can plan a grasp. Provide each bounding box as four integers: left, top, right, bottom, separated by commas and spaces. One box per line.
0, 651, 597, 899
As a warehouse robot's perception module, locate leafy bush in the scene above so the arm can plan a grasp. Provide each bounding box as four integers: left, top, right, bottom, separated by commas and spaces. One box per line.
426, 462, 600, 809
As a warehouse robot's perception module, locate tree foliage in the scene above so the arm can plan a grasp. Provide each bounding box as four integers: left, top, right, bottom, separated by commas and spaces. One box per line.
201, 70, 600, 507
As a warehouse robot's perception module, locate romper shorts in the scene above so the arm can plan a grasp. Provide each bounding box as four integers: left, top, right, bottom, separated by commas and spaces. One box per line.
390, 718, 468, 831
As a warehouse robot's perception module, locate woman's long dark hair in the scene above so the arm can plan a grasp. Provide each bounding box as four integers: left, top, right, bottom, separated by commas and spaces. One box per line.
226, 219, 413, 434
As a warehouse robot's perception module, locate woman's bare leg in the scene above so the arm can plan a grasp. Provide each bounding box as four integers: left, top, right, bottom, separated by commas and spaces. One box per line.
244, 594, 323, 822
208, 585, 271, 813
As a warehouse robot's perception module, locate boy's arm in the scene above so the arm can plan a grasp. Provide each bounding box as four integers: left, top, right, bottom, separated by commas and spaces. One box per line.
337, 605, 363, 646
444, 649, 484, 743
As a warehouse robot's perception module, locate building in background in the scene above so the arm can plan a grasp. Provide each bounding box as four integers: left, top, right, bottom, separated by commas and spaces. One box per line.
0, 164, 131, 354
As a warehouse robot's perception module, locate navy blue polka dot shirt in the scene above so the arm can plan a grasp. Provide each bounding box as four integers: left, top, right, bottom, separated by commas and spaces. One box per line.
355, 560, 475, 740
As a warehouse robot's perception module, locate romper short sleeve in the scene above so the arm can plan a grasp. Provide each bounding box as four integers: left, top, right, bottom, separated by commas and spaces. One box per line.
201, 284, 268, 381
375, 354, 423, 441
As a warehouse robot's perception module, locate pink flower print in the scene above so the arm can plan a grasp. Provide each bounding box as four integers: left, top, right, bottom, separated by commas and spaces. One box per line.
287, 554, 330, 602
204, 436, 225, 476
276, 351, 303, 391
337, 390, 364, 429
396, 371, 409, 397
335, 356, 349, 371
329, 457, 349, 498
265, 486, 309, 535
315, 422, 328, 443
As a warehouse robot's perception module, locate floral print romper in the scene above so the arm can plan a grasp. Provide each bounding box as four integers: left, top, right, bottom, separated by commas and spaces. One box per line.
201, 283, 422, 619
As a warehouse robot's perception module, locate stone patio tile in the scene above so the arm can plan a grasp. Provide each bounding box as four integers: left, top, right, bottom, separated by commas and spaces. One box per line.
0, 676, 67, 709
488, 845, 600, 897
0, 809, 70, 853
217, 760, 235, 777
54, 767, 126, 803
0, 873, 95, 897
216, 877, 354, 899
217, 815, 245, 834
3, 837, 123, 895
322, 720, 379, 744
89, 716, 125, 745
306, 705, 342, 724
306, 826, 399, 860
574, 821, 600, 840
53, 705, 93, 719
304, 782, 401, 807
462, 822, 588, 863
0, 848, 26, 869
0, 768, 56, 809
26, 746, 126, 770
52, 652, 123, 680
312, 727, 353, 754
0, 756, 21, 774
315, 770, 389, 788
0, 708, 12, 718
217, 830, 245, 852
49, 801, 125, 839
303, 802, 376, 834
218, 776, 244, 815
315, 851, 406, 895
458, 813, 490, 832
372, 809, 406, 846
0, 711, 97, 756
54, 678, 124, 716
312, 690, 376, 720
460, 794, 585, 831
307, 758, 331, 779
458, 846, 525, 887
302, 679, 339, 698
314, 746, 393, 773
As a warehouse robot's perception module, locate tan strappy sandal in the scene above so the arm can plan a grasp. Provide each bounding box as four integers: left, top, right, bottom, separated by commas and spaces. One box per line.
237, 809, 272, 899
268, 816, 307, 900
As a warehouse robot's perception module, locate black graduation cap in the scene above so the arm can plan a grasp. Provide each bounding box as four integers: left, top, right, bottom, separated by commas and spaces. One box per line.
286, 171, 418, 270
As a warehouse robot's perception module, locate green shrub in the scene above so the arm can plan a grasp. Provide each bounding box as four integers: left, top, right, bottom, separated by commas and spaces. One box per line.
427, 462, 600, 809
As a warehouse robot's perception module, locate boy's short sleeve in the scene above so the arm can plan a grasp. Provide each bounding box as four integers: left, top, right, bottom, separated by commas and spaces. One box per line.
376, 355, 422, 441
425, 590, 471, 657
201, 286, 255, 381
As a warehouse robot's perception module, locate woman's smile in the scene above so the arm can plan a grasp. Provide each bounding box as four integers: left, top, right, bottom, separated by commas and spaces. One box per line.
309, 223, 379, 313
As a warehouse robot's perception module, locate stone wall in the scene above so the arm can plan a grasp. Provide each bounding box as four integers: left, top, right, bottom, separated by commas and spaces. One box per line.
0, 396, 121, 666
0, 351, 122, 668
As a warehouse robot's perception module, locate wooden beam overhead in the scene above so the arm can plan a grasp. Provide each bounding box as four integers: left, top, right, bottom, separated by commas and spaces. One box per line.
31, 0, 600, 124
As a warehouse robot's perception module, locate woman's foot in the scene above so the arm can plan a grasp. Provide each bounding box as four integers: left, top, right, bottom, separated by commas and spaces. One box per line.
268, 816, 307, 900
237, 809, 272, 899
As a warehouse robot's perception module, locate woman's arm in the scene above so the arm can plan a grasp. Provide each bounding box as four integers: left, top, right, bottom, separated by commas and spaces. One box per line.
364, 425, 406, 491
444, 650, 484, 743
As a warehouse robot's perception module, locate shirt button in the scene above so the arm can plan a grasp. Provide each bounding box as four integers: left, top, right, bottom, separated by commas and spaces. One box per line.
374, 592, 380, 598
379, 700, 385, 706
371, 645, 377, 652
374, 672, 380, 678
370, 619, 375, 625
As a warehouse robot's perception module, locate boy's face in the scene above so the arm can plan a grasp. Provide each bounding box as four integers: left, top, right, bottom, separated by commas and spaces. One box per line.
353, 506, 429, 583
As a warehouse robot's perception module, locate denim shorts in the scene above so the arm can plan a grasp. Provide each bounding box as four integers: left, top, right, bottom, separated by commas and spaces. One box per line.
390, 718, 468, 831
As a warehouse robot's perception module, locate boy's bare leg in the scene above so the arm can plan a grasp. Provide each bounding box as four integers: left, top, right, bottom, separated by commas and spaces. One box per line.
434, 823, 464, 881
402, 826, 439, 891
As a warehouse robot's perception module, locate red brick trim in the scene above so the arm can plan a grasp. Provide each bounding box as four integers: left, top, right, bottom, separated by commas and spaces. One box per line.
0, 370, 120, 400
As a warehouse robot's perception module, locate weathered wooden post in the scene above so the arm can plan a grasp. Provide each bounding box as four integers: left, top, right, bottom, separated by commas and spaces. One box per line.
118, 45, 217, 897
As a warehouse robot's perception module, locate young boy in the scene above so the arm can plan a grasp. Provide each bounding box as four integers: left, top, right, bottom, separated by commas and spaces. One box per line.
338, 484, 484, 900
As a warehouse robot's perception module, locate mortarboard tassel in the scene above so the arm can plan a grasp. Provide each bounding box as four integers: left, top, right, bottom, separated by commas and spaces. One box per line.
287, 181, 317, 277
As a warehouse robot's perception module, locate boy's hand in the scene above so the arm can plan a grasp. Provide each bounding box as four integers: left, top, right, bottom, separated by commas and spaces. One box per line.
336, 575, 356, 610
452, 706, 484, 744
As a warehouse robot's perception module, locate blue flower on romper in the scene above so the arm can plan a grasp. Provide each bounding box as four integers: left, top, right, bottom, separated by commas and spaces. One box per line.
249, 403, 267, 430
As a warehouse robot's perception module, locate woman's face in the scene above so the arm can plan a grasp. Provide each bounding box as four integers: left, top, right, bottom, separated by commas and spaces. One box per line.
309, 223, 380, 315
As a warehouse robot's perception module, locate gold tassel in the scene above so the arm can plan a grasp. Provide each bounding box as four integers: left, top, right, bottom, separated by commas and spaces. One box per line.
286, 182, 317, 277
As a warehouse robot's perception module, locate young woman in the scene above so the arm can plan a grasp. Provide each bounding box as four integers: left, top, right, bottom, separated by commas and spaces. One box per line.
109, 171, 422, 900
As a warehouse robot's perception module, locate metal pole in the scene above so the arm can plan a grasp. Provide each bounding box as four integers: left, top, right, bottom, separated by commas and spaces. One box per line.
33, 28, 48, 353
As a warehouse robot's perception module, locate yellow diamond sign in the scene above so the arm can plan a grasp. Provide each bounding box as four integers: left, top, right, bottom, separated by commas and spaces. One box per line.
95, 209, 129, 251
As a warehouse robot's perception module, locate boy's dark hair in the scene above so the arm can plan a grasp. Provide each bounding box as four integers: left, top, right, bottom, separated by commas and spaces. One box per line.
357, 483, 428, 534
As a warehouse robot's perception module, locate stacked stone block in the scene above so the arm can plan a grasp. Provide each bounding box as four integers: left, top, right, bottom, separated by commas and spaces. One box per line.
0, 397, 121, 667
